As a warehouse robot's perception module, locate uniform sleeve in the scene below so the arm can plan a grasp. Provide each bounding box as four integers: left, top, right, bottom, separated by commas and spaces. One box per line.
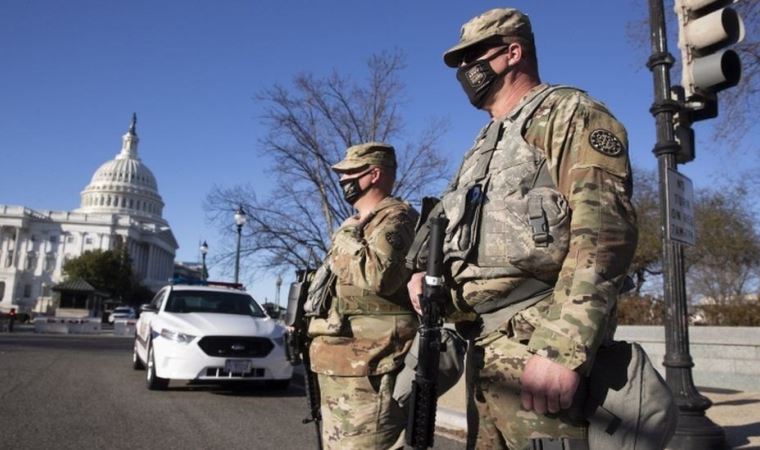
525, 92, 638, 371
329, 208, 416, 296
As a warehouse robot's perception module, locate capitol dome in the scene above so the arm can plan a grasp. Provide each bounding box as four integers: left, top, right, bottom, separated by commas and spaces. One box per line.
77, 114, 166, 222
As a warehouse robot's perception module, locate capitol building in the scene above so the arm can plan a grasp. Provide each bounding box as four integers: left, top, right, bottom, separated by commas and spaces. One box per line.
0, 115, 177, 314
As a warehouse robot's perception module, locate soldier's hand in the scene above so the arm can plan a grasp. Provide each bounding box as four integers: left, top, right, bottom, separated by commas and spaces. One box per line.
520, 355, 580, 415
407, 272, 425, 315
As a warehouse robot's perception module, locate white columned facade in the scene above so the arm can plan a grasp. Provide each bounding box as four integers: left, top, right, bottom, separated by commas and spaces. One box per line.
0, 114, 178, 313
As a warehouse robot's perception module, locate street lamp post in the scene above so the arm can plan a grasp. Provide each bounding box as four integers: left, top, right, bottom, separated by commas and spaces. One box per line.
200, 241, 208, 281
647, 1, 725, 448
275, 275, 283, 309
234, 205, 247, 285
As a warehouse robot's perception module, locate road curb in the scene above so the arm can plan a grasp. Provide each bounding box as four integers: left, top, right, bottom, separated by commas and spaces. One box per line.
436, 407, 467, 442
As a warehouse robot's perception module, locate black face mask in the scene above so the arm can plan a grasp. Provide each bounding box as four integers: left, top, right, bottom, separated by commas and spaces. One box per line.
456, 47, 510, 108
339, 169, 373, 205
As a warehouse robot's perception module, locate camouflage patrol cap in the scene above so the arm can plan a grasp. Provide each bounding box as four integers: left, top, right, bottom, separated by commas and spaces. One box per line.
331, 142, 397, 173
443, 8, 534, 68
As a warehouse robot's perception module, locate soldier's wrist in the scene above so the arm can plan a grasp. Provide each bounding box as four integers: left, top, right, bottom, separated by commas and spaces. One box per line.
527, 327, 588, 371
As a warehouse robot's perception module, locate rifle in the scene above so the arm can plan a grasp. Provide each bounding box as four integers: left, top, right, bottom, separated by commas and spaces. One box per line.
406, 216, 449, 450
284, 259, 322, 450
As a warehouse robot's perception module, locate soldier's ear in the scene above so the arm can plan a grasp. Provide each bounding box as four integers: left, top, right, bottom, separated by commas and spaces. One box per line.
370, 167, 383, 184
506, 42, 522, 66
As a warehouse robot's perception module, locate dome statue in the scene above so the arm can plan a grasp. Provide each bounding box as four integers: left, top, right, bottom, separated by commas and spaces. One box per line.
76, 114, 166, 223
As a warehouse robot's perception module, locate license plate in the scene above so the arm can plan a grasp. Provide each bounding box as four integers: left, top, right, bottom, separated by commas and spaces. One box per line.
225, 359, 252, 374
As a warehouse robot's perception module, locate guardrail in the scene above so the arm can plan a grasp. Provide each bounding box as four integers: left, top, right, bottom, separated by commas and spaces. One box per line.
33, 317, 102, 334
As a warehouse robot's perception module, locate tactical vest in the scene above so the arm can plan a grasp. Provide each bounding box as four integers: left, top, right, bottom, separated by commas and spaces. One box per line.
334, 198, 416, 317
442, 85, 573, 283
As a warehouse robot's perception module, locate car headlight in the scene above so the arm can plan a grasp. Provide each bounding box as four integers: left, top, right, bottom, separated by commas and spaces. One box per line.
160, 328, 196, 344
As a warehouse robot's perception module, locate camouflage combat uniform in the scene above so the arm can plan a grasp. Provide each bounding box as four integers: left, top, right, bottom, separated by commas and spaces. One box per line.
439, 83, 638, 450
309, 143, 419, 450
427, 8, 638, 449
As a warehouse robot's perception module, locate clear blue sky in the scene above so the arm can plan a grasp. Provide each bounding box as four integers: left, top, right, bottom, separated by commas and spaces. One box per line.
2, 1, 756, 305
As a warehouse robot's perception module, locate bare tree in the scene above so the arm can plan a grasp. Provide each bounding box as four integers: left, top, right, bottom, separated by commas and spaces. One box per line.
629, 170, 760, 302
206, 51, 448, 275
626, 0, 759, 150
687, 185, 760, 304
628, 170, 663, 293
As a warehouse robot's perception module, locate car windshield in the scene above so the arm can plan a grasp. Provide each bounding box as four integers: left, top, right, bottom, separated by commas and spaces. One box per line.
164, 290, 266, 317
113, 307, 131, 313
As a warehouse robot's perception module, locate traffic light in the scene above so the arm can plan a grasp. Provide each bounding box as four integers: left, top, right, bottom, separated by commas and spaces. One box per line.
674, 0, 744, 121
671, 86, 696, 163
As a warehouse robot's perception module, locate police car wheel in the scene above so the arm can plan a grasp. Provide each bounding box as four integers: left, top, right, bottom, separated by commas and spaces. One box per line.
146, 343, 169, 390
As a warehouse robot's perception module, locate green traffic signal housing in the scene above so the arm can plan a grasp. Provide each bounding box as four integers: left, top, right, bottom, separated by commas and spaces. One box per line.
675, 0, 744, 121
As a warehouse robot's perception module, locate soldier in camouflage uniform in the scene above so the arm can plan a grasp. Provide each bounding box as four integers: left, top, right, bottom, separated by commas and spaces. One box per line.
407, 8, 638, 450
308, 142, 419, 450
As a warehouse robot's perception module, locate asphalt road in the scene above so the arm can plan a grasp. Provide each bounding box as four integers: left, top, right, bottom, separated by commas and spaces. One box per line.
0, 333, 464, 450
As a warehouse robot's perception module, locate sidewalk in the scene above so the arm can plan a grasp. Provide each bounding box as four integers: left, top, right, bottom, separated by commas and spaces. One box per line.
436, 378, 760, 448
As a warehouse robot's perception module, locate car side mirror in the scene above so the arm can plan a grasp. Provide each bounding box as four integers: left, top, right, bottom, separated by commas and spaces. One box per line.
140, 304, 157, 313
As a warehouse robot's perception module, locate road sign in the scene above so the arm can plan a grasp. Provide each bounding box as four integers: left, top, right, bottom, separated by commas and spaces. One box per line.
666, 169, 696, 246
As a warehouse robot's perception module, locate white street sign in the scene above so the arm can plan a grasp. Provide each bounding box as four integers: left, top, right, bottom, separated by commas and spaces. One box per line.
666, 169, 696, 246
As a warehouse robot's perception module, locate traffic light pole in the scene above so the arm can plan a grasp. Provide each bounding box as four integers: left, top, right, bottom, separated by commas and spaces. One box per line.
647, 1, 726, 448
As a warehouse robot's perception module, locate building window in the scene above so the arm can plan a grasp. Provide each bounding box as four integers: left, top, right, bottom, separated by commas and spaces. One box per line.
5, 250, 13, 267
23, 284, 32, 298
0, 281, 5, 301
26, 251, 37, 270
45, 252, 56, 272
66, 235, 75, 243
41, 284, 51, 297
49, 235, 58, 244
85, 237, 93, 245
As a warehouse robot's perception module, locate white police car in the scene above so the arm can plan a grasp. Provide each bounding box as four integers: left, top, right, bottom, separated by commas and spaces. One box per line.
108, 305, 136, 323
133, 282, 293, 390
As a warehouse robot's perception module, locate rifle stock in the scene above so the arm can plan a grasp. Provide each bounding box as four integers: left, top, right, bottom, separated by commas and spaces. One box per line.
406, 216, 449, 449
285, 268, 323, 450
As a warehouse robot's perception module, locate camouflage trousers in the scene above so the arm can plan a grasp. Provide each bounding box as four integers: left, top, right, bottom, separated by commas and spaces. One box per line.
466, 329, 587, 450
318, 371, 406, 450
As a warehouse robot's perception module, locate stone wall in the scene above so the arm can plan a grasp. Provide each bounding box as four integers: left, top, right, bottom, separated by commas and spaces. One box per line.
615, 325, 760, 392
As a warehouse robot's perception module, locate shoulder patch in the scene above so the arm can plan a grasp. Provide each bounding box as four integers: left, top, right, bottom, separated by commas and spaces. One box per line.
385, 231, 404, 251
588, 129, 623, 157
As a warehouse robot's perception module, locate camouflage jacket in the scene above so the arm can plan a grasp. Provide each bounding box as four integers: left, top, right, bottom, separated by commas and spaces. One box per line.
447, 84, 638, 372
309, 196, 419, 376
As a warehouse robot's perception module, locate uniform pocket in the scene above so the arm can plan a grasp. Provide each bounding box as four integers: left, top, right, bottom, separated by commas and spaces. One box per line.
507, 187, 570, 275
441, 182, 487, 260
478, 186, 570, 276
